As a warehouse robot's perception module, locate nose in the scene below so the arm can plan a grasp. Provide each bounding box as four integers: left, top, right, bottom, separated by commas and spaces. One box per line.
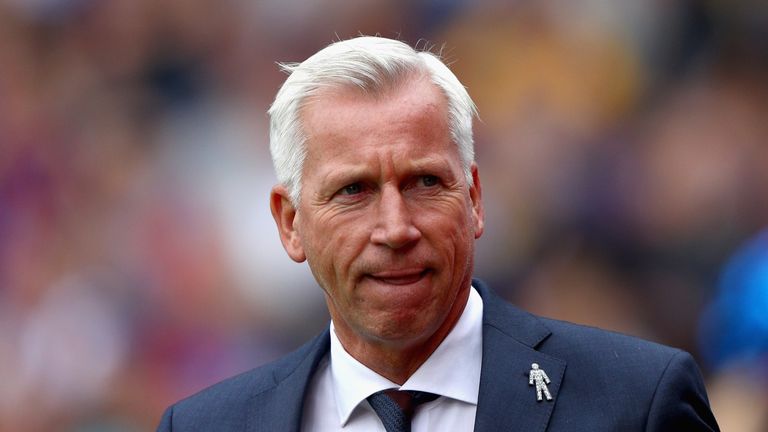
370, 186, 422, 249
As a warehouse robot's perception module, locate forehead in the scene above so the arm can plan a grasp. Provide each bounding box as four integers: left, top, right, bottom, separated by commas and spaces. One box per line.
300, 81, 452, 176
297, 78, 458, 189
300, 76, 449, 145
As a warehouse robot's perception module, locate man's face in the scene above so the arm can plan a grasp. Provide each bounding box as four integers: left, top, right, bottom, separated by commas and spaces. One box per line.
271, 75, 484, 353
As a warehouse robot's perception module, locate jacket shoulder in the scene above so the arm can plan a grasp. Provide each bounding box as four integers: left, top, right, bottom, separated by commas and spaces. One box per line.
478, 277, 682, 367
540, 318, 718, 430
537, 316, 681, 363
158, 329, 329, 431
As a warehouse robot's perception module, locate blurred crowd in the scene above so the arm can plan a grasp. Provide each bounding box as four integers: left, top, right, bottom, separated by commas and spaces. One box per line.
1, 0, 766, 430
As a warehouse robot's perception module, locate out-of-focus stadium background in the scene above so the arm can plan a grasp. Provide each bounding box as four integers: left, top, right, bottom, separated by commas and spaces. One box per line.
1, 0, 767, 430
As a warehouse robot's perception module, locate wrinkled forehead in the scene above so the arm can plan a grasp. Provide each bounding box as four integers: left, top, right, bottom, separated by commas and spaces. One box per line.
299, 75, 450, 143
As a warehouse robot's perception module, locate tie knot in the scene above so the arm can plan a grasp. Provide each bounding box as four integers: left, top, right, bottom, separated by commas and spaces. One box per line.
367, 390, 439, 432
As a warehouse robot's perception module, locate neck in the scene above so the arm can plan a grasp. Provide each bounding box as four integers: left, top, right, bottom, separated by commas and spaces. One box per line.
333, 286, 470, 385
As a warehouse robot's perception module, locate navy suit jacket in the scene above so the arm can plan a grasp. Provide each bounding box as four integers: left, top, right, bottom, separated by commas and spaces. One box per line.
157, 279, 719, 431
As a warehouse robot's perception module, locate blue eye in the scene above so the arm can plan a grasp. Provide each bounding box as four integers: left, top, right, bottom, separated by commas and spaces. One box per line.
340, 183, 363, 195
421, 175, 439, 187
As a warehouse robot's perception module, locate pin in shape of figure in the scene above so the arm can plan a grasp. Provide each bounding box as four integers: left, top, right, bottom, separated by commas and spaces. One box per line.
529, 363, 553, 401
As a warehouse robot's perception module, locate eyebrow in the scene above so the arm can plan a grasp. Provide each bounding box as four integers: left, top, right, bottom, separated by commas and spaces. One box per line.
317, 155, 457, 190
319, 166, 374, 190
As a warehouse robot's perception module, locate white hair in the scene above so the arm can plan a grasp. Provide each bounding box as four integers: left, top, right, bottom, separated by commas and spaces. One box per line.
268, 36, 478, 204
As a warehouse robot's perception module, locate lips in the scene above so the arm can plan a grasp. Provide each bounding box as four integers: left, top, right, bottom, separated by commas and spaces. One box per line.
367, 268, 430, 285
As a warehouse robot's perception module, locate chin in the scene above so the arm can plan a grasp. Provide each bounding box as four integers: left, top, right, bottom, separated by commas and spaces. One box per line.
364, 312, 438, 344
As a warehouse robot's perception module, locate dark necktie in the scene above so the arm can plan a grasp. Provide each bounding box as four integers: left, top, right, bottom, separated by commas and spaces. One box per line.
367, 389, 440, 432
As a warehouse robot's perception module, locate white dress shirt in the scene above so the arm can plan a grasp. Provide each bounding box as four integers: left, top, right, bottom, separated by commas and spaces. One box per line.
301, 286, 483, 431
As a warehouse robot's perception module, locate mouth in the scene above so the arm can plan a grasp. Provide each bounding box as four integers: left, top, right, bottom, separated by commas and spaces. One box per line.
366, 268, 432, 285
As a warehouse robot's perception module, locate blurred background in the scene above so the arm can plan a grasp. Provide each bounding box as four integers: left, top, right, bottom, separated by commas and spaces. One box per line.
1, 0, 767, 430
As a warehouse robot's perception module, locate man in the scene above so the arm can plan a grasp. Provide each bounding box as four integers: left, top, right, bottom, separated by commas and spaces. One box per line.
157, 36, 719, 431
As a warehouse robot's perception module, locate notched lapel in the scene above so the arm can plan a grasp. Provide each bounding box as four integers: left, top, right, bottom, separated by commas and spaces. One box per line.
472, 280, 566, 432
474, 325, 566, 432
246, 330, 331, 432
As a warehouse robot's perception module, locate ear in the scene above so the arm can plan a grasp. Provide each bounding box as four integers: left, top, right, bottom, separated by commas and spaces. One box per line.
469, 163, 485, 239
270, 185, 306, 262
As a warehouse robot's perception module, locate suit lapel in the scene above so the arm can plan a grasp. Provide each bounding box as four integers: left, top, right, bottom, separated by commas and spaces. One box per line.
240, 281, 565, 431
245, 329, 331, 432
473, 280, 566, 432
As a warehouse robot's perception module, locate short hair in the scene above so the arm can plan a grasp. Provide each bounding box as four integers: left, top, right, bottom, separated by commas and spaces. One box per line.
268, 36, 478, 205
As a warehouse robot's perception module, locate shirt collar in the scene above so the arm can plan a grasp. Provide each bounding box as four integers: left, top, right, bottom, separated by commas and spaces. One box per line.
329, 286, 484, 426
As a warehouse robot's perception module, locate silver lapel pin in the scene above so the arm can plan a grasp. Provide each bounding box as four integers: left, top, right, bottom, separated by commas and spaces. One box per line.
529, 363, 553, 401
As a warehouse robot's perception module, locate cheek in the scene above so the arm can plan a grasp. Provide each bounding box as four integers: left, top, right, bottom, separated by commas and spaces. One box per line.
422, 201, 474, 238
304, 216, 368, 277
433, 207, 476, 266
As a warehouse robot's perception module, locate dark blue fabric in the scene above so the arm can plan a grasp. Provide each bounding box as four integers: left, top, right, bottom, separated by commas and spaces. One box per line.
366, 390, 439, 432
367, 391, 408, 432
157, 279, 720, 431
